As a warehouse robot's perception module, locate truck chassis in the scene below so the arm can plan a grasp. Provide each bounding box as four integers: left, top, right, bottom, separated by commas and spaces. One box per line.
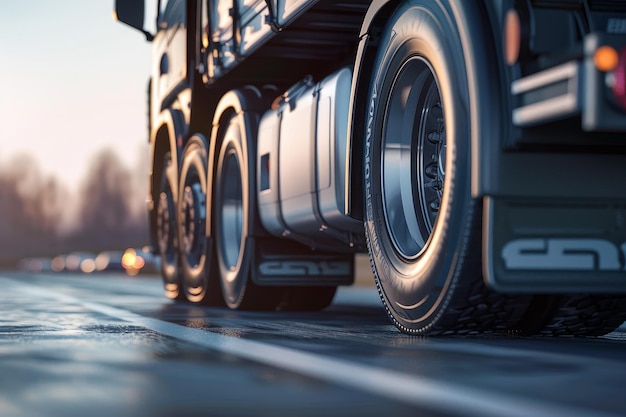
116, 0, 626, 335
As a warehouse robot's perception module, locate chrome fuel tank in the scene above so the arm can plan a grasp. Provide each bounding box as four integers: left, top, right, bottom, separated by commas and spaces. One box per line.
257, 67, 362, 248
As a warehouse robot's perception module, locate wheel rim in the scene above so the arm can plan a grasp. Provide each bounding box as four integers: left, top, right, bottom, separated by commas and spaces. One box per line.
180, 167, 207, 295
156, 190, 176, 269
219, 148, 244, 280
381, 56, 445, 260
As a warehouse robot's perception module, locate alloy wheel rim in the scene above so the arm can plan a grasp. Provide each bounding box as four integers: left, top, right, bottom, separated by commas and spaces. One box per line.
381, 56, 446, 261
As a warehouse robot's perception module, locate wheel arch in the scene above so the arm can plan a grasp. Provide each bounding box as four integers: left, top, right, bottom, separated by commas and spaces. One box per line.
447, 0, 508, 198
207, 87, 266, 238
148, 108, 186, 250
346, 0, 399, 222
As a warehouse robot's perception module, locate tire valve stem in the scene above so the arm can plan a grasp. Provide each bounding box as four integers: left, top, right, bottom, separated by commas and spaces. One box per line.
429, 200, 440, 211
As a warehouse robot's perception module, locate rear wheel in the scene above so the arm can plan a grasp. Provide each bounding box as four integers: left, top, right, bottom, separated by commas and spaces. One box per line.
178, 137, 223, 304
543, 295, 626, 336
214, 114, 283, 310
156, 153, 183, 300
364, 0, 531, 335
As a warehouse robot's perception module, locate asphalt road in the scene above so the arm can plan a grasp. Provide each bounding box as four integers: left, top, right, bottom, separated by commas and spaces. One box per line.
0, 271, 625, 417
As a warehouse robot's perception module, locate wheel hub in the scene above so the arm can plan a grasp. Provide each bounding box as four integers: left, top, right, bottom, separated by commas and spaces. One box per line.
381, 56, 445, 260
156, 192, 172, 255
181, 180, 206, 259
181, 185, 196, 253
219, 150, 244, 272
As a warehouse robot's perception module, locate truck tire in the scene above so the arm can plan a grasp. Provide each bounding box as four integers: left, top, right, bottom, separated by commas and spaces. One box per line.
156, 153, 184, 301
177, 136, 223, 304
529, 295, 626, 337
214, 115, 283, 310
363, 0, 530, 335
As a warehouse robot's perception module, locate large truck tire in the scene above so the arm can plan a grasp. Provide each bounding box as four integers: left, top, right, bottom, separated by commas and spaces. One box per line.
363, 0, 531, 335
177, 136, 223, 305
540, 295, 626, 337
214, 114, 284, 310
512, 295, 626, 337
156, 153, 184, 301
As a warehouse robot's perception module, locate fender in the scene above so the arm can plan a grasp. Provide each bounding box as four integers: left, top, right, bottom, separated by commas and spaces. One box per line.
149, 108, 187, 204
345, 0, 395, 221
206, 87, 266, 238
447, 1, 507, 198
147, 108, 186, 249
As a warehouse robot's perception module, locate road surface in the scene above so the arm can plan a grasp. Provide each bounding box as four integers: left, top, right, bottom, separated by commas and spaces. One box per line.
0, 271, 625, 417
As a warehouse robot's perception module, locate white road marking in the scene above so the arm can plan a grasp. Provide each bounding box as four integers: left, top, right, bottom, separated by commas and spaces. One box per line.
3, 277, 619, 417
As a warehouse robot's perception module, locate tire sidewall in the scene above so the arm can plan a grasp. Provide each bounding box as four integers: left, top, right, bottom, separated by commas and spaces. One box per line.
214, 117, 251, 308
364, 0, 474, 332
157, 154, 182, 298
178, 137, 210, 301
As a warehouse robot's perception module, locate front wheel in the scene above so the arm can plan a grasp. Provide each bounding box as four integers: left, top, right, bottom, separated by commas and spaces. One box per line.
364, 0, 529, 335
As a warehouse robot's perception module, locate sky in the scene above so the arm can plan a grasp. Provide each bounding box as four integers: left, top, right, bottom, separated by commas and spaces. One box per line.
0, 1, 152, 195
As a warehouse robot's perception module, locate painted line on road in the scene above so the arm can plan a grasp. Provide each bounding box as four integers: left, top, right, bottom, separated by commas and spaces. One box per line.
5, 277, 618, 417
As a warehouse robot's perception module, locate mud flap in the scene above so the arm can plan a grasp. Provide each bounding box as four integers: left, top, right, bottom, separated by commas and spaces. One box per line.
483, 197, 626, 293
250, 238, 354, 286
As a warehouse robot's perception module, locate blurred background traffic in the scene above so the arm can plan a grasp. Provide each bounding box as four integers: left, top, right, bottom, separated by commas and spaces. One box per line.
16, 247, 160, 276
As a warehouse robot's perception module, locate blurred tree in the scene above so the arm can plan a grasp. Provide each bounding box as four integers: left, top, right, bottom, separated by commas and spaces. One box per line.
10, 155, 57, 237
76, 148, 133, 243
0, 170, 28, 251
40, 177, 69, 235
0, 154, 65, 263
0, 149, 150, 267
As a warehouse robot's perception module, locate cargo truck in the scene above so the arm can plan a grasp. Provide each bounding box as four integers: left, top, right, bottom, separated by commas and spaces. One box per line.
115, 0, 626, 335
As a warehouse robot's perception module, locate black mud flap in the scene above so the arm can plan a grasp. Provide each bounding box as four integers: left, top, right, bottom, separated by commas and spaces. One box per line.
250, 238, 355, 286
483, 197, 626, 293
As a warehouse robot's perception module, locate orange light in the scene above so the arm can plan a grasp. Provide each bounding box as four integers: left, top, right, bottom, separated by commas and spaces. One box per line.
122, 249, 137, 270
594, 46, 619, 72
134, 256, 146, 269
121, 248, 146, 276
504, 9, 521, 65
